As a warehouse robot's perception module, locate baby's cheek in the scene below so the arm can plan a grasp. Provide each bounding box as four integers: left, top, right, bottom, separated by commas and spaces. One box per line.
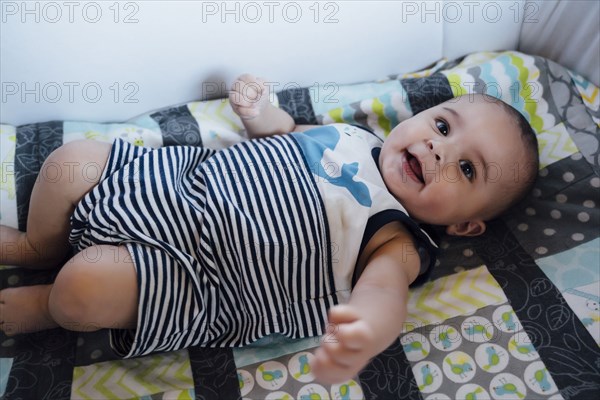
416, 190, 455, 224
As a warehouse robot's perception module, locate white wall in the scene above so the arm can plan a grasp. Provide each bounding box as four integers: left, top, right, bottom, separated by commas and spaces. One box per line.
518, 0, 600, 87
1, 0, 526, 125
443, 0, 523, 60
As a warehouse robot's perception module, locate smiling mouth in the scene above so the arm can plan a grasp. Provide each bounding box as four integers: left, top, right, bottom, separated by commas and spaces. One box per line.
405, 152, 425, 184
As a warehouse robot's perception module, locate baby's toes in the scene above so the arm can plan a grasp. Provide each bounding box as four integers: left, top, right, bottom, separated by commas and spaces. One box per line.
0, 286, 57, 335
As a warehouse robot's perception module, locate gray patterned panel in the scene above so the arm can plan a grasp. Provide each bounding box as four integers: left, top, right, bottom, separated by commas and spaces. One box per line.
188, 347, 240, 400
15, 122, 63, 231
276, 88, 318, 125
358, 337, 421, 399
74, 330, 119, 366
150, 105, 202, 147
0, 267, 76, 400
401, 74, 454, 115
479, 220, 600, 400
540, 57, 600, 174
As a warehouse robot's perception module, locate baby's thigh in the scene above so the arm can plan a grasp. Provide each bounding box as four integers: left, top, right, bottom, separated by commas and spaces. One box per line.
49, 244, 138, 330
42, 139, 112, 206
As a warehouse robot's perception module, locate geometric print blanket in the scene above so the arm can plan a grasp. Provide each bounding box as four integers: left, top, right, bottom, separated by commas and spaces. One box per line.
0, 50, 598, 399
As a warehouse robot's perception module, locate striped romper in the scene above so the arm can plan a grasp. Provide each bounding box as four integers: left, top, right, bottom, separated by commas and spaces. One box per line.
69, 123, 437, 358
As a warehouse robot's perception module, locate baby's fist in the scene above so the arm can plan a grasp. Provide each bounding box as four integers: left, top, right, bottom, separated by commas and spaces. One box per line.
311, 305, 375, 384
229, 74, 271, 120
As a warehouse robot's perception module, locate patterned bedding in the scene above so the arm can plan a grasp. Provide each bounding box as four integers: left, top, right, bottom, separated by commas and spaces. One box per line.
1, 51, 598, 399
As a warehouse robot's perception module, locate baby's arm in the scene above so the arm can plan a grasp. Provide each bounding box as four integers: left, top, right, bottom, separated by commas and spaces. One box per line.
311, 224, 422, 384
230, 74, 318, 138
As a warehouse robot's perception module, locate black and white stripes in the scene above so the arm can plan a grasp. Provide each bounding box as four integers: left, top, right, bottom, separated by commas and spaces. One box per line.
69, 136, 336, 358
196, 135, 336, 347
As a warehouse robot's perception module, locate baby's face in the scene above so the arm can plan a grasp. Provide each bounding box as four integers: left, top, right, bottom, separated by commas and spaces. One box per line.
379, 96, 527, 230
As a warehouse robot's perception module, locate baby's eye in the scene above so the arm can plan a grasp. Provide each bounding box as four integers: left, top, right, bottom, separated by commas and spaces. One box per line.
435, 119, 449, 136
460, 160, 475, 181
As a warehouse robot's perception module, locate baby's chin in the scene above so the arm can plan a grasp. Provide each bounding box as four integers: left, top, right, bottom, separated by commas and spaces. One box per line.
402, 204, 442, 225
405, 212, 438, 226
402, 204, 452, 227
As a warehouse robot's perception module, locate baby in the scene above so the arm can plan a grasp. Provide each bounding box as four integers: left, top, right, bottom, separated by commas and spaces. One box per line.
0, 74, 539, 384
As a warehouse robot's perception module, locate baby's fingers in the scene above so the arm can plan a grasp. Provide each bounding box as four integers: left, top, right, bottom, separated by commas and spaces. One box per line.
342, 320, 374, 349
314, 320, 372, 373
311, 347, 359, 384
236, 73, 263, 85
327, 317, 373, 351
230, 74, 267, 102
229, 80, 270, 122
327, 304, 361, 325
321, 340, 365, 368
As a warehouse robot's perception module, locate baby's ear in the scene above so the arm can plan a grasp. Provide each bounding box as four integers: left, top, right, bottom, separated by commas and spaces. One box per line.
446, 220, 486, 237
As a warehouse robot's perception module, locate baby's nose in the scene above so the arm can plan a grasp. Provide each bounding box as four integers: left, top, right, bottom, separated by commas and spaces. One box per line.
426, 140, 443, 162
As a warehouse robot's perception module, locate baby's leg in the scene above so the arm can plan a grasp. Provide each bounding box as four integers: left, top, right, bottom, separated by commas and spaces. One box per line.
0, 140, 112, 269
0, 245, 138, 335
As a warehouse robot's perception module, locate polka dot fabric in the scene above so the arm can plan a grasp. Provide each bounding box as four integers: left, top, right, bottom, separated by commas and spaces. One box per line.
504, 155, 599, 260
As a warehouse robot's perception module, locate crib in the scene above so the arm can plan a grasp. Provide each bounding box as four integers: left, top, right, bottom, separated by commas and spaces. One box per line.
1, 1, 599, 399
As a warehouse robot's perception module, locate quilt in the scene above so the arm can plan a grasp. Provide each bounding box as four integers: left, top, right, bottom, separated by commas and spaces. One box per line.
0, 51, 599, 400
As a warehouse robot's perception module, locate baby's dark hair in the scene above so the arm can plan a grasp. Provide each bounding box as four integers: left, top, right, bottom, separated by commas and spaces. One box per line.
476, 93, 540, 220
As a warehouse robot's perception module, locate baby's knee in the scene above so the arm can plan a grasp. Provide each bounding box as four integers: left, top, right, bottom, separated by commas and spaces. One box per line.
48, 262, 101, 330
47, 245, 137, 331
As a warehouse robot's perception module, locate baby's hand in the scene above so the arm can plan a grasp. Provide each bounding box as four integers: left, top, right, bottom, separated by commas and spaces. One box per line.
229, 74, 271, 120
311, 305, 376, 384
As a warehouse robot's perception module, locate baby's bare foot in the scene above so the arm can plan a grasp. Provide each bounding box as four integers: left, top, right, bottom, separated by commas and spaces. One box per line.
0, 285, 58, 335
